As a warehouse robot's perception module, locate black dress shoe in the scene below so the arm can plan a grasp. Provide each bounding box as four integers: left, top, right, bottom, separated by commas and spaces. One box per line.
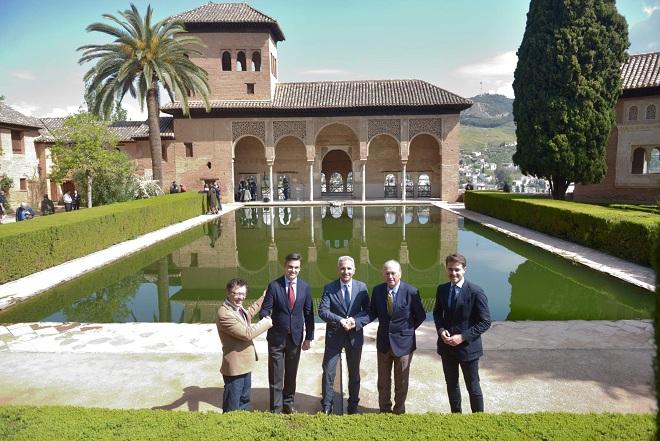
282, 405, 295, 414
322, 406, 332, 415
347, 406, 358, 415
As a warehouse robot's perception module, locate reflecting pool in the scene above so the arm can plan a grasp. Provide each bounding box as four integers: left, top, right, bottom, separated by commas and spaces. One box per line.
0, 206, 653, 323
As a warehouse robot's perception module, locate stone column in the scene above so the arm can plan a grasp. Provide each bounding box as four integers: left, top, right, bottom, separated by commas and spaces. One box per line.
268, 161, 274, 201
230, 158, 235, 203
308, 161, 314, 201
361, 160, 366, 202
402, 162, 407, 201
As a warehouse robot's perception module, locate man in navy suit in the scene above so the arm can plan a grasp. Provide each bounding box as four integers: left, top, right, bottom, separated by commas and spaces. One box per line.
433, 253, 491, 413
318, 256, 370, 415
369, 259, 425, 414
261, 252, 315, 413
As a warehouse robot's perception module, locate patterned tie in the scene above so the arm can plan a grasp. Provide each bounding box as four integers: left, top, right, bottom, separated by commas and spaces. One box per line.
288, 281, 296, 309
343, 285, 351, 310
387, 289, 394, 316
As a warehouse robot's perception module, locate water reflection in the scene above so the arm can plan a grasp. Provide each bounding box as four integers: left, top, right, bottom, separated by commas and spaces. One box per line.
0, 206, 652, 324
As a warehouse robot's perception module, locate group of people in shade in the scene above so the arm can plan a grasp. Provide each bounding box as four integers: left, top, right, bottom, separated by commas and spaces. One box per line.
216, 252, 491, 415
0, 189, 80, 224
236, 179, 257, 202
201, 182, 222, 214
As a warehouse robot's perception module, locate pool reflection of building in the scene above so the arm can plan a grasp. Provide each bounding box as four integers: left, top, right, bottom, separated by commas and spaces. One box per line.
169, 206, 457, 322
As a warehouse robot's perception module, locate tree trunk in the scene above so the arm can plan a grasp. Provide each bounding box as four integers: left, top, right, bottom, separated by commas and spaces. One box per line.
146, 86, 163, 189
87, 174, 93, 208
550, 175, 569, 200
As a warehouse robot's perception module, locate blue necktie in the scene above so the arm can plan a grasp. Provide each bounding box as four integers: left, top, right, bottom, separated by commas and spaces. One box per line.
343, 285, 351, 310
450, 285, 458, 310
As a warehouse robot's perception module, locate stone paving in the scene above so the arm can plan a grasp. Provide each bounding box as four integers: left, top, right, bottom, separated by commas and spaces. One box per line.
0, 320, 654, 414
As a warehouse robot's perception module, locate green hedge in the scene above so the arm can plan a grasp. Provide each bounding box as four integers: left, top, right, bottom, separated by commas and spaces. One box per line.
653, 224, 660, 428
464, 191, 660, 265
0, 193, 206, 284
0, 406, 654, 441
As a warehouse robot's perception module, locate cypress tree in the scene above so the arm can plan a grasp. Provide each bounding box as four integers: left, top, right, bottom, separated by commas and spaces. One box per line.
512, 0, 629, 199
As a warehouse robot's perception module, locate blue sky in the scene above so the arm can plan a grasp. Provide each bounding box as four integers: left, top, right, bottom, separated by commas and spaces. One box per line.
0, 0, 658, 119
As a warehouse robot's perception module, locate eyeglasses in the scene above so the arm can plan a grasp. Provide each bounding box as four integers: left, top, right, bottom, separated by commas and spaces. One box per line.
384, 272, 398, 276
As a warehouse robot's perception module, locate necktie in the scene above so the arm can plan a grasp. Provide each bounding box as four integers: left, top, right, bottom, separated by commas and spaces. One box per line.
288, 281, 295, 309
343, 285, 351, 310
387, 289, 394, 316
450, 285, 458, 310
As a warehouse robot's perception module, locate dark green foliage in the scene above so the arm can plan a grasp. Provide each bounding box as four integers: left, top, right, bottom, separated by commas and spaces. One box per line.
0, 193, 205, 284
464, 191, 659, 265
0, 406, 654, 440
512, 0, 629, 199
653, 223, 660, 428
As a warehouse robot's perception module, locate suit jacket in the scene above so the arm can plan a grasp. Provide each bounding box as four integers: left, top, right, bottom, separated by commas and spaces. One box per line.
433, 280, 491, 361
369, 281, 425, 358
216, 294, 272, 376
318, 279, 370, 349
260, 276, 315, 346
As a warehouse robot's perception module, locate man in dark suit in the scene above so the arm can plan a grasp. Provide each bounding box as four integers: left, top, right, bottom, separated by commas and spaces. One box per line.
433, 253, 491, 413
318, 256, 370, 415
260, 252, 315, 414
369, 259, 425, 414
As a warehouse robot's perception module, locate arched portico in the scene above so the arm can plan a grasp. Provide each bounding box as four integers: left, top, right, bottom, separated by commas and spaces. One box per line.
314, 123, 359, 199
365, 134, 401, 198
234, 135, 267, 201
408, 133, 442, 198
274, 135, 307, 200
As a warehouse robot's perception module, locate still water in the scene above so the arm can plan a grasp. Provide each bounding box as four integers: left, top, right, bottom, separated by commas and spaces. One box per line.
0, 206, 652, 323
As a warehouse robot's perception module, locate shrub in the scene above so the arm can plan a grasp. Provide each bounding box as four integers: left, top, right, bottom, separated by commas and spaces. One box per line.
0, 193, 205, 284
464, 191, 659, 265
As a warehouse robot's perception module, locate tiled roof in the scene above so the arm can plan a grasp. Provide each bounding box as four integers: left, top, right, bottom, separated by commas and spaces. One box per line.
0, 102, 43, 129
36, 117, 174, 143
162, 80, 472, 112
621, 52, 660, 90
173, 2, 285, 41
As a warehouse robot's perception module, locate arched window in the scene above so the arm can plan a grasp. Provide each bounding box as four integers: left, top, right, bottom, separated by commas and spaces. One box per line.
646, 104, 656, 120
221, 51, 231, 71
649, 148, 660, 173
628, 106, 638, 121
384, 207, 397, 225
346, 172, 353, 192
329, 172, 343, 192
403, 173, 413, 198
631, 147, 646, 174
403, 207, 413, 225
330, 207, 343, 218
384, 173, 397, 198
417, 174, 431, 197
251, 52, 261, 71
320, 173, 326, 192
417, 207, 430, 225
237, 51, 247, 71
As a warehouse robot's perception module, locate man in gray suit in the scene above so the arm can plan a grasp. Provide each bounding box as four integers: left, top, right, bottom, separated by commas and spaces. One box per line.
318, 256, 370, 415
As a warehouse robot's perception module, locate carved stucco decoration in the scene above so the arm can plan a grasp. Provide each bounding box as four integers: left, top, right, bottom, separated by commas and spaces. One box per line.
409, 118, 442, 140
232, 121, 266, 143
273, 120, 306, 142
368, 119, 401, 141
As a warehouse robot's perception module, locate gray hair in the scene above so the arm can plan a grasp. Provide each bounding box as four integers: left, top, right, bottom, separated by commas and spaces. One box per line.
382, 259, 401, 274
337, 255, 355, 268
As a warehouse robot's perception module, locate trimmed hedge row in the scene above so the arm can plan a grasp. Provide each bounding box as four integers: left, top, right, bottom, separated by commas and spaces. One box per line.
0, 193, 206, 284
0, 406, 654, 441
464, 191, 660, 265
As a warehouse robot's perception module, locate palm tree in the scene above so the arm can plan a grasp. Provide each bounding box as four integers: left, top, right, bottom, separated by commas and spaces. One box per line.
78, 3, 210, 188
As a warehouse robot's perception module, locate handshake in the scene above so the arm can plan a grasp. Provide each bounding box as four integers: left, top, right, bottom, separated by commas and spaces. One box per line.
339, 317, 356, 331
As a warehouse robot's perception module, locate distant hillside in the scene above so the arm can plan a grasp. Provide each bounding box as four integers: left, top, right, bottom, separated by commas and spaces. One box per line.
461, 94, 514, 128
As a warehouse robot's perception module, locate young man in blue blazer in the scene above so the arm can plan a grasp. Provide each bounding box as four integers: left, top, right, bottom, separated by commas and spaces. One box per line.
369, 259, 425, 414
318, 255, 370, 415
260, 252, 315, 414
434, 253, 491, 413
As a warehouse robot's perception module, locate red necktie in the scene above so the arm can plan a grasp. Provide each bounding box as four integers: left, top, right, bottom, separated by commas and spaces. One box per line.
288, 281, 295, 309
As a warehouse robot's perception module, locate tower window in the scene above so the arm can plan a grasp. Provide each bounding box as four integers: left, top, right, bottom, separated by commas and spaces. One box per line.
246, 83, 255, 94
646, 104, 656, 120
221, 51, 231, 71
185, 142, 194, 157
629, 106, 638, 121
237, 51, 247, 71
251, 51, 261, 71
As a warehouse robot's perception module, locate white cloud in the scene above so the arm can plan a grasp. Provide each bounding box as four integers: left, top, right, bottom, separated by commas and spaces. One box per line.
642, 4, 660, 16
9, 102, 39, 116
46, 106, 82, 118
491, 83, 514, 99
300, 68, 352, 76
457, 51, 518, 78
10, 70, 37, 81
